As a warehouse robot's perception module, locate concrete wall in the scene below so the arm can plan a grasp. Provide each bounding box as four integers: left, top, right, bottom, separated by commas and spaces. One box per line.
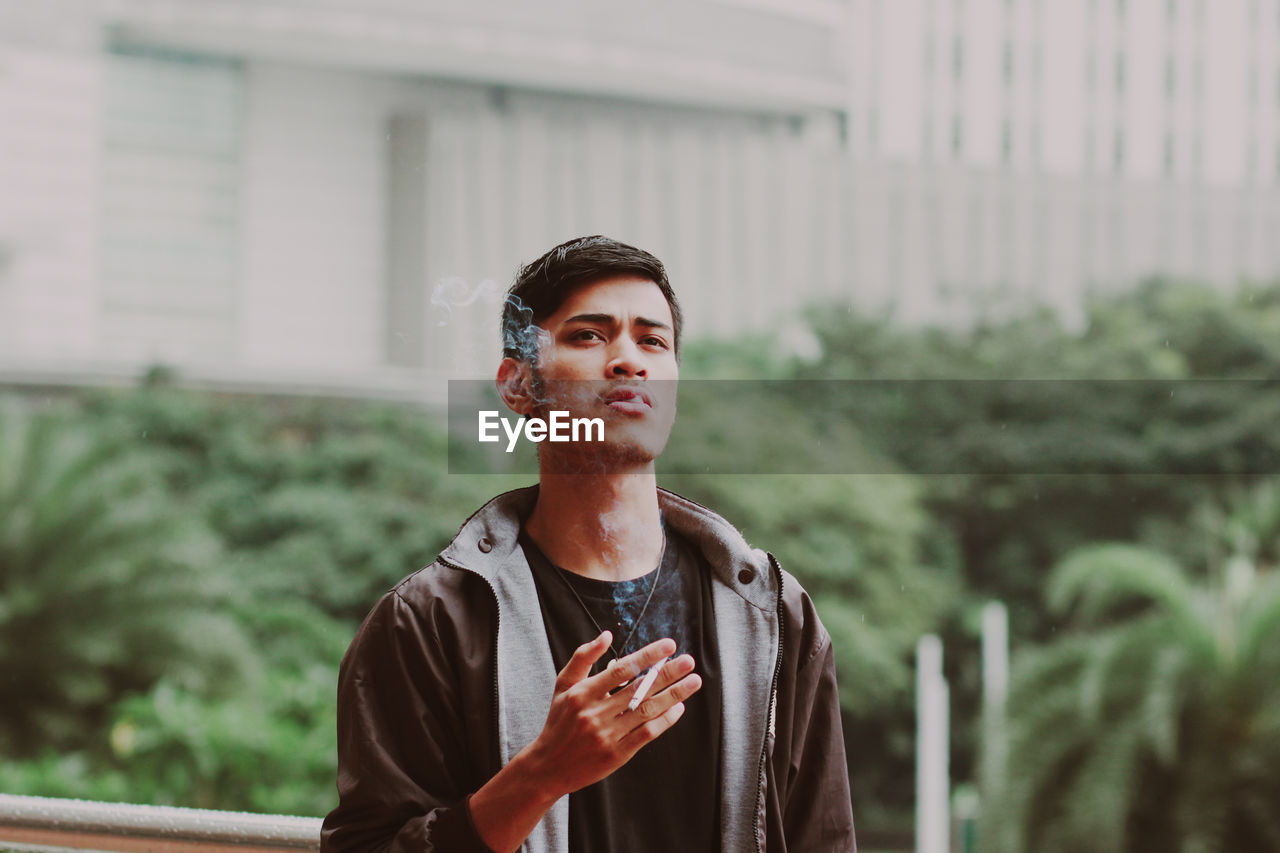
0, 12, 102, 362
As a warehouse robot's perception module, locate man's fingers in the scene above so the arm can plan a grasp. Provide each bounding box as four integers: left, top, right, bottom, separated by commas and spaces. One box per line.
584, 637, 677, 695
618, 701, 687, 753
602, 654, 692, 710
643, 654, 696, 700
555, 631, 613, 691
621, 666, 702, 720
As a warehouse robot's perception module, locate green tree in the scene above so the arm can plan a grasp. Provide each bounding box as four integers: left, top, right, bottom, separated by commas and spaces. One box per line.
84, 387, 519, 624
800, 279, 1280, 796
987, 494, 1280, 852
0, 399, 251, 755
671, 335, 956, 825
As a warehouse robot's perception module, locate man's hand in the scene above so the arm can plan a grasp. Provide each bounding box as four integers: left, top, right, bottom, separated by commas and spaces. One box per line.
468, 631, 702, 853
525, 631, 702, 794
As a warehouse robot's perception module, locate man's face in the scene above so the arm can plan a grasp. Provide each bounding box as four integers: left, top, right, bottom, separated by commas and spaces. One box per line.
502, 275, 679, 469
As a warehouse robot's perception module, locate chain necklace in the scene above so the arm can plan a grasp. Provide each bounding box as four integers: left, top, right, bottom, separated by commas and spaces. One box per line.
553, 530, 666, 661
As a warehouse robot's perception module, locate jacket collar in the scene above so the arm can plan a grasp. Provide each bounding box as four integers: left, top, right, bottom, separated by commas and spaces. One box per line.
440, 484, 777, 612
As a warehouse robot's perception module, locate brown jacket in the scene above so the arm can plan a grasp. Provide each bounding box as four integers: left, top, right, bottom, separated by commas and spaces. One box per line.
320, 486, 856, 853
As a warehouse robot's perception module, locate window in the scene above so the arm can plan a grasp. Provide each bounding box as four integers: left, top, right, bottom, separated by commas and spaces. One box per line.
1163, 132, 1175, 176
1003, 42, 1014, 83
1002, 120, 1013, 164
954, 36, 965, 79
101, 45, 243, 363
952, 115, 964, 154
1114, 130, 1125, 171
1115, 54, 1126, 93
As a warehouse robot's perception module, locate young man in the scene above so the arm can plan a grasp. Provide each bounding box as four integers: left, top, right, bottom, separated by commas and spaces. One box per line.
320, 237, 856, 852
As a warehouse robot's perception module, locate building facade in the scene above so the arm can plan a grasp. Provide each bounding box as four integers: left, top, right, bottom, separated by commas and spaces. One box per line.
1, 0, 1278, 398
849, 0, 1280, 185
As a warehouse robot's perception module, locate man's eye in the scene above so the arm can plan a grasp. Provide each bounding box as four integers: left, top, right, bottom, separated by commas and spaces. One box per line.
641, 336, 670, 349
572, 329, 605, 342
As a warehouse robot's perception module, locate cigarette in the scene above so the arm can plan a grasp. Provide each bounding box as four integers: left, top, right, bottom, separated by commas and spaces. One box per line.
627, 661, 665, 711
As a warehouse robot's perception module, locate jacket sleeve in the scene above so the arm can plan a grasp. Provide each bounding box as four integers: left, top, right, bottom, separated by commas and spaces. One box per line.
783, 635, 857, 851
320, 588, 496, 853
774, 582, 857, 852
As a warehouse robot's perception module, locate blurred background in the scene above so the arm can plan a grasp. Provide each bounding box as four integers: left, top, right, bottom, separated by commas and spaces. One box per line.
2, 1, 1280, 851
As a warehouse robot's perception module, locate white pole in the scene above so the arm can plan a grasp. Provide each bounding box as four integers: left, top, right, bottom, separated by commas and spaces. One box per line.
916, 634, 949, 853
981, 601, 1009, 791
979, 600, 1011, 852
981, 601, 1009, 717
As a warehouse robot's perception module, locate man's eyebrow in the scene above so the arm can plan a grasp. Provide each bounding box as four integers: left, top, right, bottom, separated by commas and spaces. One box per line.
562, 313, 617, 326
635, 316, 673, 333
561, 313, 673, 333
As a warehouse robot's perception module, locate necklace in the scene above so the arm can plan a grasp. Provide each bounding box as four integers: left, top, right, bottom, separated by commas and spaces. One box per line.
554, 530, 666, 661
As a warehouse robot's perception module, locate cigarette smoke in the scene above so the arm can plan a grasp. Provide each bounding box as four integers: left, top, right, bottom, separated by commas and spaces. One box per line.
430, 276, 501, 325
501, 292, 552, 365
610, 517, 684, 655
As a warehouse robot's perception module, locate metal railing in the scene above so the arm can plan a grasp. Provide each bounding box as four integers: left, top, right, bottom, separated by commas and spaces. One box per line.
0, 794, 320, 853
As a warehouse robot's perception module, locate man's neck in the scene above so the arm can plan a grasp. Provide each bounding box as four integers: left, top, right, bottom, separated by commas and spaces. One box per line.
525, 469, 664, 582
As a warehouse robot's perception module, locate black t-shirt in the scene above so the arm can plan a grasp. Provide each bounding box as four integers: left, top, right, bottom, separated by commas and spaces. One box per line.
520, 524, 721, 853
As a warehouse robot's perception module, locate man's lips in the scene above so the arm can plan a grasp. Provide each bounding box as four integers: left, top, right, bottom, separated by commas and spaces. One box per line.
603, 387, 652, 413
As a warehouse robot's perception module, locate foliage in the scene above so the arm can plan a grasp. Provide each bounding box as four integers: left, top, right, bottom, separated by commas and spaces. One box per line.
4, 277, 1280, 827
672, 334, 956, 822
985, 490, 1280, 852
0, 668, 338, 816
798, 278, 1280, 791
107, 668, 339, 815
80, 388, 525, 623
0, 398, 250, 756
800, 279, 1280, 629
0, 389, 521, 814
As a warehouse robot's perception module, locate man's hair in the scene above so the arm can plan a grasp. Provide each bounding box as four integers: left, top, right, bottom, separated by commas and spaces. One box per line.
502, 235, 683, 361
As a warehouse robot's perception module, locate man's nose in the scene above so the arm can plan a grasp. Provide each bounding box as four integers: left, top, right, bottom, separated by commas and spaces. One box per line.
606, 339, 647, 378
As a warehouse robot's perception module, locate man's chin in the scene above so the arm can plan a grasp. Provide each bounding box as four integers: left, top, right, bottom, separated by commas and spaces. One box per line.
539, 441, 665, 475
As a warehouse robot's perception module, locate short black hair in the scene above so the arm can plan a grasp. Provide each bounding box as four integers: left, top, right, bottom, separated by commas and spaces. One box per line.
502, 235, 683, 361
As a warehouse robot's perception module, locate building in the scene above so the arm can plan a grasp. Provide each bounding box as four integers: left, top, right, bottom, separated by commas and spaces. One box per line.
850, 0, 1280, 184
1, 0, 1278, 399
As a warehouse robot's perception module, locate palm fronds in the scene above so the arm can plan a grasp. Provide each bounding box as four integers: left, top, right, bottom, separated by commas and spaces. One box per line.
985, 492, 1280, 852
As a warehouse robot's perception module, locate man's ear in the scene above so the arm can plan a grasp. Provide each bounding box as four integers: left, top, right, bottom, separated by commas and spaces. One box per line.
496, 357, 537, 417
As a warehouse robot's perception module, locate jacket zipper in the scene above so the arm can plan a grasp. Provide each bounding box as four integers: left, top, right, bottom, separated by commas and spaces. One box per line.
438, 555, 503, 779
752, 553, 786, 853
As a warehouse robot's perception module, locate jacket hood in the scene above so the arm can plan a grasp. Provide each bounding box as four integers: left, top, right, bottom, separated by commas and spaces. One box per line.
440, 484, 778, 612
